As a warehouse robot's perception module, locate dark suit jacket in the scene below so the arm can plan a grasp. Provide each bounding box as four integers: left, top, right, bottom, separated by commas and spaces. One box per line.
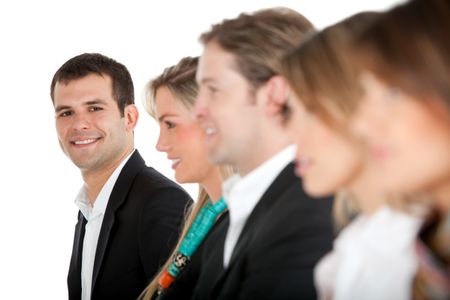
158, 212, 229, 300
192, 162, 334, 300
67, 150, 192, 300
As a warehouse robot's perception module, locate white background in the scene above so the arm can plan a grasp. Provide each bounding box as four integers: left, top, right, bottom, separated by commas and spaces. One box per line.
0, 0, 402, 298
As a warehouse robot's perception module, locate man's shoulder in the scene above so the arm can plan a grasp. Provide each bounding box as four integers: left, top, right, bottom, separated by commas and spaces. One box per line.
280, 177, 333, 210
250, 167, 333, 241
132, 165, 190, 197
138, 165, 177, 185
121, 151, 186, 192
259, 162, 333, 214
117, 152, 191, 204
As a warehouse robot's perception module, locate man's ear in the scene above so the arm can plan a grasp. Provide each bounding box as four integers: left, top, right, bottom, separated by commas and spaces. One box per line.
124, 104, 139, 131
263, 75, 290, 117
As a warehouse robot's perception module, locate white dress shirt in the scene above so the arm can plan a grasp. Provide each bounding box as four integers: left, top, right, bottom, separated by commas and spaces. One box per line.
222, 145, 296, 267
75, 151, 134, 300
314, 206, 423, 300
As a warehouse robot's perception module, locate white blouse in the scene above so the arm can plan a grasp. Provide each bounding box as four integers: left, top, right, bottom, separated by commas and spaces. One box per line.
315, 206, 423, 300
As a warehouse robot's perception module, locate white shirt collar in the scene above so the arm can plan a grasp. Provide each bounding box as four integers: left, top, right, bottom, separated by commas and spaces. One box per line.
223, 144, 296, 214
75, 150, 135, 221
222, 144, 296, 266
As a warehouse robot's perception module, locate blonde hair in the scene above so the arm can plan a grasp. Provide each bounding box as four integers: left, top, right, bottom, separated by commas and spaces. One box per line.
141, 57, 234, 300
332, 190, 360, 232
144, 56, 199, 117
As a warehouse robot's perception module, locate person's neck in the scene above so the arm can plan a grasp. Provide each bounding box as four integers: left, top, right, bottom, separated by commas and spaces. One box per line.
82, 149, 133, 205
347, 169, 384, 215
200, 167, 223, 203
237, 138, 290, 177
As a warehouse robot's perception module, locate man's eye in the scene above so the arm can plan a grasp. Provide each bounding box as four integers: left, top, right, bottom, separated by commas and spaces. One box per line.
59, 111, 72, 117
89, 106, 103, 112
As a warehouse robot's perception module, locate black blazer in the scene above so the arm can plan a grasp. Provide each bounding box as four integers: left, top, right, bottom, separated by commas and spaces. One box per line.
157, 211, 229, 300
67, 150, 192, 300
192, 162, 334, 300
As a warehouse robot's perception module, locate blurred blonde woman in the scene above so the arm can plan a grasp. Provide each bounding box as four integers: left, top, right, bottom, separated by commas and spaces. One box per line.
141, 56, 233, 300
351, 0, 450, 298
281, 12, 423, 300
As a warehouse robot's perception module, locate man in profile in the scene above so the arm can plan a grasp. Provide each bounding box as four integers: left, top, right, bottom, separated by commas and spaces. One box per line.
193, 8, 333, 300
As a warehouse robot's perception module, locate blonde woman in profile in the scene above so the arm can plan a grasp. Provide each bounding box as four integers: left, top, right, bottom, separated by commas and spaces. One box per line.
281, 12, 424, 300
140, 56, 233, 300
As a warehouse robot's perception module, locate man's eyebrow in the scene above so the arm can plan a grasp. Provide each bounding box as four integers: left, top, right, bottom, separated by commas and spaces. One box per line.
54, 99, 107, 113
85, 99, 108, 106
55, 105, 71, 113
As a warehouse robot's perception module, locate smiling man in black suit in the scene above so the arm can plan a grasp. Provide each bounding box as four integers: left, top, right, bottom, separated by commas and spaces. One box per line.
50, 53, 192, 300
193, 8, 334, 300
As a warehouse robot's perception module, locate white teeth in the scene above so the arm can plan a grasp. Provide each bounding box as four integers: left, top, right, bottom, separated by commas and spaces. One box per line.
171, 159, 181, 164
73, 139, 96, 145
205, 127, 216, 135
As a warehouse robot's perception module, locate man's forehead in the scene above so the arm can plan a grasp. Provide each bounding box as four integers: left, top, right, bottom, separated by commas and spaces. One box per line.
197, 50, 240, 83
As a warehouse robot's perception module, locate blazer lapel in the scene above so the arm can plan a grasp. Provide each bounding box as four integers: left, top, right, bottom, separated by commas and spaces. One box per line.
228, 162, 296, 265
68, 212, 87, 299
91, 151, 146, 292
210, 163, 296, 296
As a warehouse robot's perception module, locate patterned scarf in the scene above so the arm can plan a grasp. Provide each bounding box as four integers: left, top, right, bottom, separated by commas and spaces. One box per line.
413, 211, 450, 299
